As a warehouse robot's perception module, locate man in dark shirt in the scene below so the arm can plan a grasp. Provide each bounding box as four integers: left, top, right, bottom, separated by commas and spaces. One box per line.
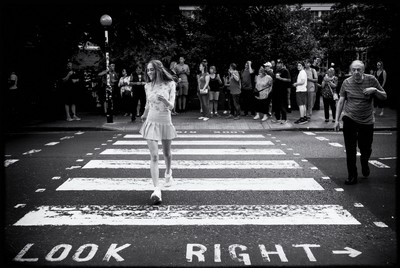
272, 59, 291, 124
334, 60, 387, 185
241, 61, 255, 116
130, 65, 146, 122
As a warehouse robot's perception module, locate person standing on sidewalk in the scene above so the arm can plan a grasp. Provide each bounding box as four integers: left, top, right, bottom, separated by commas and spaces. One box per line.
118, 68, 133, 117
140, 59, 177, 204
241, 60, 255, 116
227, 63, 241, 120
61, 62, 81, 121
334, 60, 387, 185
373, 61, 387, 116
253, 66, 273, 121
272, 59, 291, 124
304, 59, 318, 121
321, 67, 338, 122
175, 56, 190, 112
208, 65, 223, 116
130, 64, 146, 122
197, 61, 211, 121
293, 61, 308, 124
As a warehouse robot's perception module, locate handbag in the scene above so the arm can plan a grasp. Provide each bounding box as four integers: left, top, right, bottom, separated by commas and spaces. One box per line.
199, 86, 209, 95
328, 84, 338, 101
253, 87, 269, 97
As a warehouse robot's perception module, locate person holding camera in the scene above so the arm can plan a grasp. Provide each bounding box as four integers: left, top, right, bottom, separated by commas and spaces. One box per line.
253, 66, 273, 121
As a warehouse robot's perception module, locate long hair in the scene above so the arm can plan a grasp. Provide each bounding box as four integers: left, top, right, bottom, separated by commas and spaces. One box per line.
145, 59, 174, 84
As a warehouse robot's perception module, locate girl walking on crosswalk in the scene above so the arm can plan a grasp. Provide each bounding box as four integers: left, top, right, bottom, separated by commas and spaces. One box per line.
140, 60, 177, 204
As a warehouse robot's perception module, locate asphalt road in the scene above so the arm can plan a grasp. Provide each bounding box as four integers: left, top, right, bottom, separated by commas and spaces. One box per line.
3, 129, 397, 267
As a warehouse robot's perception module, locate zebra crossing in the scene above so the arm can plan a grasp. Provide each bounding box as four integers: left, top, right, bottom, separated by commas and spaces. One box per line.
13, 131, 360, 227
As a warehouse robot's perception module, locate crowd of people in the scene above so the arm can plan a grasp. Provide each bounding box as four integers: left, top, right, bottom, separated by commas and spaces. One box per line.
20, 56, 386, 125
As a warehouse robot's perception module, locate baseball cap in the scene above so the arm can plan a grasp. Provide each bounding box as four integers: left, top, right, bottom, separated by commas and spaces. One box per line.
263, 62, 272, 67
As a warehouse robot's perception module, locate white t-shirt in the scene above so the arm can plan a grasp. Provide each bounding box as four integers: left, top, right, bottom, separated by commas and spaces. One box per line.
296, 70, 307, 92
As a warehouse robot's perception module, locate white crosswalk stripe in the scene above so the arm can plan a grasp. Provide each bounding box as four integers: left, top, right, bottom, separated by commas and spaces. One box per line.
114, 140, 274, 145
13, 205, 360, 226
101, 148, 286, 155
13, 132, 360, 227
56, 177, 324, 191
82, 159, 301, 169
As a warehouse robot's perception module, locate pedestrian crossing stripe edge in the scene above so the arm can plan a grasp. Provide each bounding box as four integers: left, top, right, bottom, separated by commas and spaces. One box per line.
124, 134, 267, 139
113, 140, 275, 146
13, 205, 361, 226
56, 177, 324, 191
100, 148, 286, 155
81, 160, 302, 169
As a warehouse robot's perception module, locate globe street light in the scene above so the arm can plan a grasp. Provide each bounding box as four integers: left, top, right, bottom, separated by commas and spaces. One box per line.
100, 14, 113, 123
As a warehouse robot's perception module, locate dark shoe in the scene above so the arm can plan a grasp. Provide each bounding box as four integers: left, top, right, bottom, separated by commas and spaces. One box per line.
344, 176, 358, 185
298, 117, 308, 125
294, 118, 302, 124
362, 165, 370, 178
325, 119, 329, 122
131, 117, 136, 122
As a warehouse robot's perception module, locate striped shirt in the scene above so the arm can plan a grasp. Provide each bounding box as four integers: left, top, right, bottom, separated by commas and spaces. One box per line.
340, 74, 384, 124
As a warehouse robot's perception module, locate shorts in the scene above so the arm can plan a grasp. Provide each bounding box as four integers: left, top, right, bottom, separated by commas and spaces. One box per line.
178, 82, 189, 96
296, 92, 307, 106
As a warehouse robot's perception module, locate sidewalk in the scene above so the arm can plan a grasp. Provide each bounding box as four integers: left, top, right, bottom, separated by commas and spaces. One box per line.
13, 107, 397, 132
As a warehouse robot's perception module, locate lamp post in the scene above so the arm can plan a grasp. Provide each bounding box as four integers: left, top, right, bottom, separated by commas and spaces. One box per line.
100, 14, 113, 123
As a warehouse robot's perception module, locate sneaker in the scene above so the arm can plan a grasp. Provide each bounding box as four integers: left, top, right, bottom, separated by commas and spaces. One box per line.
233, 116, 240, 120
325, 119, 329, 122
332, 119, 336, 123
150, 188, 162, 204
261, 115, 268, 121
72, 115, 81, 121
226, 114, 234, 119
198, 116, 205, 120
271, 119, 281, 123
379, 111, 384, 116
294, 118, 302, 124
203, 117, 210, 121
66, 117, 73, 122
280, 120, 288, 124
253, 114, 260, 120
214, 113, 220, 117
223, 110, 228, 114
298, 117, 308, 125
164, 170, 175, 187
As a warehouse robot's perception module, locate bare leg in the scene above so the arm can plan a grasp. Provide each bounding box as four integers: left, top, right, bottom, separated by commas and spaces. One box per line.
162, 139, 172, 175
71, 104, 76, 116
146, 140, 160, 188
182, 95, 187, 111
65, 104, 71, 119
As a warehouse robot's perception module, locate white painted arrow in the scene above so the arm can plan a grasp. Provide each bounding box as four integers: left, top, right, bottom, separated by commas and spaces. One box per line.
332, 247, 362, 258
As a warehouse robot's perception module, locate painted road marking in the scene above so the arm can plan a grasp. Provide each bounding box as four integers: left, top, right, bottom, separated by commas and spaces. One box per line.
75, 131, 85, 135
374, 222, 388, 228
315, 137, 329, 141
82, 160, 301, 169
13, 205, 360, 226
45, 142, 60, 146
5, 159, 19, 167
100, 148, 286, 155
369, 160, 390, 168
56, 177, 324, 191
22, 149, 42, 155
60, 136, 74, 140
124, 134, 267, 139
113, 140, 274, 146
329, 143, 343, 147
303, 132, 316, 135
379, 157, 396, 160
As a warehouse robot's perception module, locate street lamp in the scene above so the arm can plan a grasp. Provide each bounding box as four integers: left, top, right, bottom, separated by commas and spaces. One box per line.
100, 14, 113, 123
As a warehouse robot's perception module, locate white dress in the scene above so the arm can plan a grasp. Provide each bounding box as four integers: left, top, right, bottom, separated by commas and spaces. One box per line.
139, 81, 177, 141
